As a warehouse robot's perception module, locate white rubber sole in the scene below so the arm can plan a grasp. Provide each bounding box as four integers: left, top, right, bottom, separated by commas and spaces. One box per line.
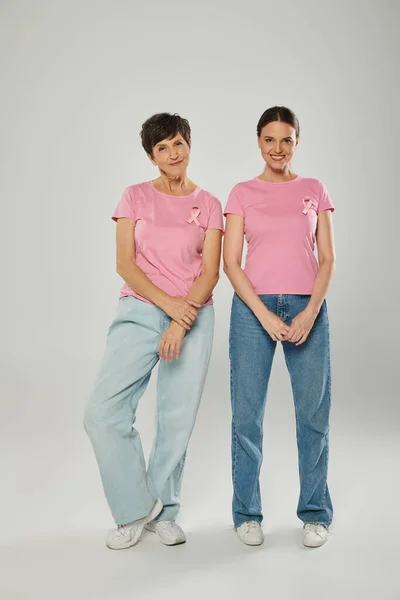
145, 522, 186, 546
235, 527, 264, 546
236, 534, 264, 546
303, 535, 329, 548
302, 526, 330, 548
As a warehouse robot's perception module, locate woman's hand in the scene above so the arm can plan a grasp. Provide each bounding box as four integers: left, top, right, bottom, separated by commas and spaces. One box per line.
161, 296, 201, 329
259, 309, 290, 342
284, 306, 318, 345
159, 321, 186, 362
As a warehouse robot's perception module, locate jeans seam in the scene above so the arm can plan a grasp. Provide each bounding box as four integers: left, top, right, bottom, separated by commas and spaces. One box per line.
229, 299, 238, 488
322, 326, 332, 509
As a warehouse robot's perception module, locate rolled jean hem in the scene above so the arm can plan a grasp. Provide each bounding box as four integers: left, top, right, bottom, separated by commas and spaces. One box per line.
301, 519, 332, 527
153, 511, 179, 522
234, 517, 263, 529
114, 498, 157, 526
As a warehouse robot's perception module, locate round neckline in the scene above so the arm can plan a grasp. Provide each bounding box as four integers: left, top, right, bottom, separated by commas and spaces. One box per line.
254, 174, 301, 185
149, 180, 200, 199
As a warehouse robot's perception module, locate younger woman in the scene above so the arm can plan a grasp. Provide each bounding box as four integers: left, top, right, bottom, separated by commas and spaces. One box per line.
223, 106, 336, 548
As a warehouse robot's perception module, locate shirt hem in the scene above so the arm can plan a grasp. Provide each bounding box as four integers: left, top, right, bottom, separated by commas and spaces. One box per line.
119, 291, 214, 306
254, 289, 313, 295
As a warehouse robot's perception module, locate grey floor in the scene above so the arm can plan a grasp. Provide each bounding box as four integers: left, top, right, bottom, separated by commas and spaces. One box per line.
2, 409, 398, 600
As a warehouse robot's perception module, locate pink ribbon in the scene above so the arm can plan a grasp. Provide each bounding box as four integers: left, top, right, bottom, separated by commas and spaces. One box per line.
188, 206, 201, 225
302, 197, 318, 215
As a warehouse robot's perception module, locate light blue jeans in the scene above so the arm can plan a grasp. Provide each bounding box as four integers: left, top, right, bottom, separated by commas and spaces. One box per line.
229, 293, 333, 528
84, 296, 214, 525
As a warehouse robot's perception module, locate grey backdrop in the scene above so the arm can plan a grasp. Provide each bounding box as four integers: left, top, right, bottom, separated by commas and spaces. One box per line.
1, 1, 398, 599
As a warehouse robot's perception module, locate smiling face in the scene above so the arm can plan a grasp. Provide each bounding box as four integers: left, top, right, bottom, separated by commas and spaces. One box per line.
149, 134, 191, 177
258, 121, 298, 173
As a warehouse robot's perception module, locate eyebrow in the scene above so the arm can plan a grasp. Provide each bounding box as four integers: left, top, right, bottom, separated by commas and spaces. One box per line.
155, 138, 182, 148
264, 136, 293, 140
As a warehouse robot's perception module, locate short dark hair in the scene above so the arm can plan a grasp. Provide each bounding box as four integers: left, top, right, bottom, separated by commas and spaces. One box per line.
140, 113, 191, 155
257, 106, 300, 138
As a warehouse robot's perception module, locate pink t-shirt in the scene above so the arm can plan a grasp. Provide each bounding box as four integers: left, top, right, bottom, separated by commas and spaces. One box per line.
224, 176, 335, 294
112, 181, 224, 305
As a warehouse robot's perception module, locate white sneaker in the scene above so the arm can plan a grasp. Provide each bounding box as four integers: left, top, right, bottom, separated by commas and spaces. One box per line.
106, 498, 163, 550
145, 520, 186, 546
236, 521, 264, 546
303, 523, 329, 548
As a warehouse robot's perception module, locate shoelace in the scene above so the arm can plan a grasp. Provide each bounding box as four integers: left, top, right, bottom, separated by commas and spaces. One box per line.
114, 525, 129, 538
157, 520, 176, 529
243, 521, 260, 533
305, 523, 326, 535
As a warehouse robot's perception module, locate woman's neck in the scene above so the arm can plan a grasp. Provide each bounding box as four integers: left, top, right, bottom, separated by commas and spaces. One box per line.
153, 173, 197, 196
258, 167, 298, 183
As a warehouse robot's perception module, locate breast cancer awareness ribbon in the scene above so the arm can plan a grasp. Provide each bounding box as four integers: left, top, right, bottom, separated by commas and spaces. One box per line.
188, 206, 201, 225
302, 197, 318, 215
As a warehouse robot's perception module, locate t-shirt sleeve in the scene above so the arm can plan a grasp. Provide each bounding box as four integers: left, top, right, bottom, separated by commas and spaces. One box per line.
224, 185, 244, 217
111, 186, 137, 221
318, 182, 335, 213
207, 196, 224, 232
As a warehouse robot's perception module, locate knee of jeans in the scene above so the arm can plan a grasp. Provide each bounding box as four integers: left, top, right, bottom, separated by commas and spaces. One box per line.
296, 408, 329, 435
83, 400, 133, 437
233, 416, 262, 439
83, 402, 102, 433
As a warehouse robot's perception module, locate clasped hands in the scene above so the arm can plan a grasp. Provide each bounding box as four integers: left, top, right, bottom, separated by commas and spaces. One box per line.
158, 297, 319, 362
158, 295, 201, 363
261, 306, 318, 346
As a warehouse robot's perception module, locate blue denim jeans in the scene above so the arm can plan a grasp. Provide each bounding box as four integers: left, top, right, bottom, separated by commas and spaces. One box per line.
229, 293, 333, 528
84, 296, 214, 525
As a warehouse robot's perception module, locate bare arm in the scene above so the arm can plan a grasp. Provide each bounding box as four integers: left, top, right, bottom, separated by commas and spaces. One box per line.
158, 228, 222, 362
307, 210, 336, 315
223, 214, 289, 341
115, 218, 200, 328
285, 210, 336, 345
186, 229, 223, 305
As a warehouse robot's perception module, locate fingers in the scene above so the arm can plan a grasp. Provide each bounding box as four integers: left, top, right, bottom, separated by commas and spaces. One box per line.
159, 339, 170, 362
295, 333, 308, 346
159, 338, 182, 362
287, 329, 309, 344
182, 315, 194, 326
163, 341, 172, 362
287, 331, 299, 342
164, 342, 170, 362
271, 332, 283, 342
276, 322, 290, 342
187, 300, 201, 308
178, 318, 191, 330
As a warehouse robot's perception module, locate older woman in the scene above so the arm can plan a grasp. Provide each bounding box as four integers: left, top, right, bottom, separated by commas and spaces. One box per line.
224, 106, 336, 548
84, 113, 223, 549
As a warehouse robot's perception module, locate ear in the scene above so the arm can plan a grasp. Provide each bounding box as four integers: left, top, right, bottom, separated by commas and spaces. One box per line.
257, 135, 261, 149
295, 136, 300, 147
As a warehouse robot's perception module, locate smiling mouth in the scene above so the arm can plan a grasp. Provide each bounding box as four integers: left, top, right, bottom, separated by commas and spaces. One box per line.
270, 155, 285, 160
170, 160, 183, 166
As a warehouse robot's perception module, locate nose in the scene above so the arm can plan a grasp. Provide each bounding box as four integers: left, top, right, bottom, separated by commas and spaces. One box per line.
274, 143, 282, 153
